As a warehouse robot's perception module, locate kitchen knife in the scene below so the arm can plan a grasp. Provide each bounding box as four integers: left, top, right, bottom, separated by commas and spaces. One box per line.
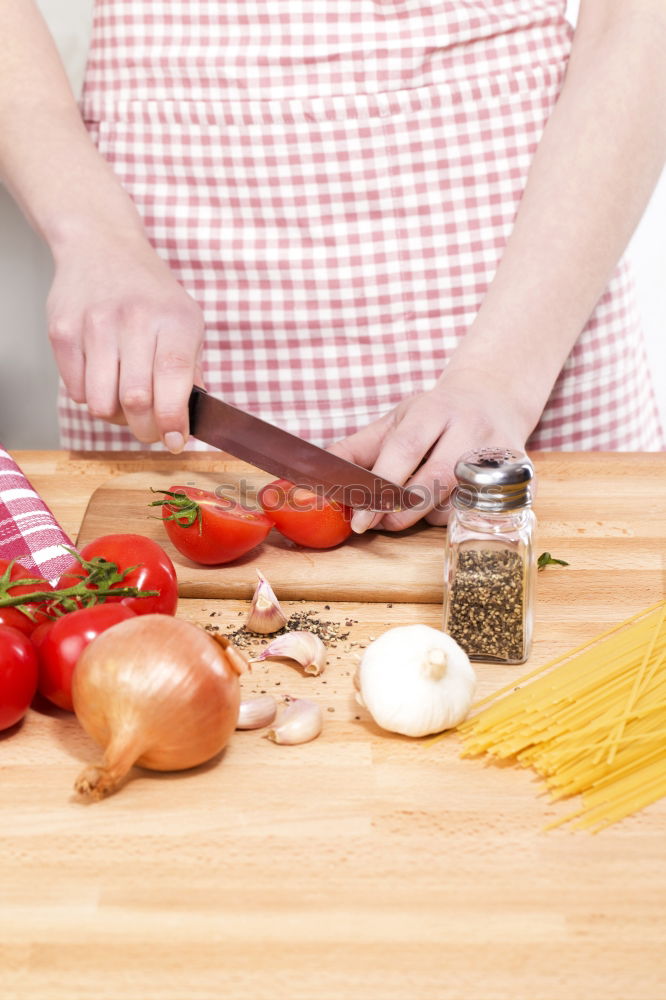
187, 386, 423, 512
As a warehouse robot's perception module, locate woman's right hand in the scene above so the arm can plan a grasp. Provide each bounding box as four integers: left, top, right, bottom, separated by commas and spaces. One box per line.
47, 229, 205, 452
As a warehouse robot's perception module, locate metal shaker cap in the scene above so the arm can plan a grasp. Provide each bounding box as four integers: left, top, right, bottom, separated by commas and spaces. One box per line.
452, 448, 535, 512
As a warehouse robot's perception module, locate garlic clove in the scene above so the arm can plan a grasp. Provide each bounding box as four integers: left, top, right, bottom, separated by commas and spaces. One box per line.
266, 696, 323, 745
352, 664, 366, 707
250, 630, 327, 676
236, 694, 278, 730
246, 570, 288, 634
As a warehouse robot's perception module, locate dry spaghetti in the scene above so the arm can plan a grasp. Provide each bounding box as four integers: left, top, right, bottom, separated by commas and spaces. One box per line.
452, 600, 666, 832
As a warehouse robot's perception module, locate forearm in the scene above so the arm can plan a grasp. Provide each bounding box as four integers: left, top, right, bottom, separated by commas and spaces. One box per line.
0, 0, 146, 254
448, 0, 666, 427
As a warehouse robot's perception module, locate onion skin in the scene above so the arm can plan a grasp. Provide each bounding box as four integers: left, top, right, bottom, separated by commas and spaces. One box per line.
72, 614, 246, 800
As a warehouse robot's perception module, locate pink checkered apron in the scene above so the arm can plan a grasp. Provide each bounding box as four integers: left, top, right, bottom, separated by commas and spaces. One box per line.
61, 0, 664, 452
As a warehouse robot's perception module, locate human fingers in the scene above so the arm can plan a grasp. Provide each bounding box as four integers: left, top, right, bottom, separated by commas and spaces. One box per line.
193, 347, 206, 394
378, 432, 464, 532
152, 310, 205, 453
47, 309, 86, 407
117, 321, 160, 443
80, 306, 123, 424
326, 414, 394, 532
382, 420, 526, 531
349, 404, 445, 534
49, 308, 128, 425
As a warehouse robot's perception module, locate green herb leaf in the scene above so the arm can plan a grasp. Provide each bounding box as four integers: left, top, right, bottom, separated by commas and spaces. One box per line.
537, 552, 569, 571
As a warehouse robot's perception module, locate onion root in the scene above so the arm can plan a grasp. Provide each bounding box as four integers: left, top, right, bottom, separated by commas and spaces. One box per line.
75, 732, 145, 801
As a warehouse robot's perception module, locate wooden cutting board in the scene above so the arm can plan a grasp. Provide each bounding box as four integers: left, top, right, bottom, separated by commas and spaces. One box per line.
74, 453, 666, 603
75, 466, 445, 602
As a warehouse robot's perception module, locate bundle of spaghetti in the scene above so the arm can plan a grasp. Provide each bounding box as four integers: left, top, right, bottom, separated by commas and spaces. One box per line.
455, 600, 666, 832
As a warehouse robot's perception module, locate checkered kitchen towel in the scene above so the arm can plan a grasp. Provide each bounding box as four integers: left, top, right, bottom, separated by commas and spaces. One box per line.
0, 447, 75, 585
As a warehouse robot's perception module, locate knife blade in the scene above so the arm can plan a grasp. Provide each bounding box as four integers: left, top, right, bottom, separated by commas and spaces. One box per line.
187, 386, 423, 512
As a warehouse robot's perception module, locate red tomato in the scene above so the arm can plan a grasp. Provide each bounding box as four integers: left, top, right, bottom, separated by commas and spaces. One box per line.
0, 607, 39, 637
258, 478, 353, 549
0, 626, 39, 731
157, 485, 273, 565
30, 619, 55, 649
0, 558, 53, 636
56, 534, 178, 616
36, 604, 137, 711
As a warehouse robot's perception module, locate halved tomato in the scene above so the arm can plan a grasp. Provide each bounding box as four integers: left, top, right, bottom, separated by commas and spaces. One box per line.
258, 478, 352, 549
153, 486, 273, 565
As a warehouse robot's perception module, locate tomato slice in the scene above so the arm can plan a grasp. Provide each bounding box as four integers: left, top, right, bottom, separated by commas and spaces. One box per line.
258, 479, 353, 549
155, 485, 273, 565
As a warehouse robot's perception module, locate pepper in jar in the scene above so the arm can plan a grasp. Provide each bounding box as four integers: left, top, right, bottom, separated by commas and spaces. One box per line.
442, 449, 536, 664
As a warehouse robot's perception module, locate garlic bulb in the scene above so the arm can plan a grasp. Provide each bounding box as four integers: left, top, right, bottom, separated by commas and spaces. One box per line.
355, 625, 476, 737
246, 570, 287, 634
72, 615, 246, 800
251, 630, 327, 676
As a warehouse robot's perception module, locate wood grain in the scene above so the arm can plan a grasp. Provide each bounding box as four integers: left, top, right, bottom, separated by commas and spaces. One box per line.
2, 450, 666, 1000
75, 452, 666, 602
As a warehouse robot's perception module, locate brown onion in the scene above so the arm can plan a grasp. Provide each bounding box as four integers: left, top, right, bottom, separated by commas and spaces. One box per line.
72, 614, 247, 800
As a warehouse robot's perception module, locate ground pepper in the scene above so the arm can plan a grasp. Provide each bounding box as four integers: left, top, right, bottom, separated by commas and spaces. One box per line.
442, 448, 537, 664
446, 548, 525, 661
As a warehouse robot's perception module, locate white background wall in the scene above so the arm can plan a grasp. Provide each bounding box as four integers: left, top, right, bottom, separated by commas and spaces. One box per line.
0, 0, 664, 449
0, 0, 93, 449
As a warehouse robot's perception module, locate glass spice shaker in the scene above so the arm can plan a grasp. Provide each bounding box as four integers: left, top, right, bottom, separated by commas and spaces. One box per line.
442, 448, 536, 664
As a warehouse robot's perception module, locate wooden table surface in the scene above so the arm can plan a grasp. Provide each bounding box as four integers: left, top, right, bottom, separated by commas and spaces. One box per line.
2, 450, 666, 1000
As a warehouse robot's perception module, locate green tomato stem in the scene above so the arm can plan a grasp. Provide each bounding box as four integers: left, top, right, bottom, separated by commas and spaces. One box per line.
0, 548, 158, 616
149, 488, 203, 533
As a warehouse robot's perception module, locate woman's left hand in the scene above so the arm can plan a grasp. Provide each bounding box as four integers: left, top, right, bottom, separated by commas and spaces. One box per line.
328, 367, 536, 532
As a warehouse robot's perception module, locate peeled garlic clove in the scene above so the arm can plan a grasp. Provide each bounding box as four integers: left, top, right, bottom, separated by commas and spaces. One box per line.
266, 696, 323, 745
246, 570, 287, 634
236, 695, 278, 730
251, 630, 327, 676
353, 663, 366, 707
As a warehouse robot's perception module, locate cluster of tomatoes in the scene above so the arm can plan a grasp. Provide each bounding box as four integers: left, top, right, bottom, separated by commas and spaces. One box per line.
0, 534, 179, 733
0, 478, 353, 734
